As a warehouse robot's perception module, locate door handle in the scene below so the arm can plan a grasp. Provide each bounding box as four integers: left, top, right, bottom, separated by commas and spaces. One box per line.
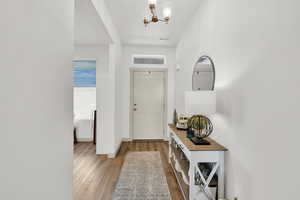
133, 108, 137, 111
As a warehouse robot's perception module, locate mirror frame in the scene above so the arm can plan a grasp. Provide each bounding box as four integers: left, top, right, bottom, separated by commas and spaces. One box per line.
192, 55, 216, 91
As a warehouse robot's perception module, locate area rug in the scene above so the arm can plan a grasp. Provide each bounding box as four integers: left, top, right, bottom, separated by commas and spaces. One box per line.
113, 151, 171, 200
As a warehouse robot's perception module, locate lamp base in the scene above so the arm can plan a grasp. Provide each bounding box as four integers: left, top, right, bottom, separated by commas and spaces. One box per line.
190, 137, 211, 145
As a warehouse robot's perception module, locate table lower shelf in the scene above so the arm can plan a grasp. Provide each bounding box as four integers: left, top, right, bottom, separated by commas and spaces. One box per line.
170, 155, 190, 200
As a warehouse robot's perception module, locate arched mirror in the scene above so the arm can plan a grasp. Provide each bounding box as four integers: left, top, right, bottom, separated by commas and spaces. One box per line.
192, 55, 215, 90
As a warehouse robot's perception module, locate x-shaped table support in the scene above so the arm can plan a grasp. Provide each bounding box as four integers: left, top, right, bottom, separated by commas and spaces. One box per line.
194, 162, 220, 200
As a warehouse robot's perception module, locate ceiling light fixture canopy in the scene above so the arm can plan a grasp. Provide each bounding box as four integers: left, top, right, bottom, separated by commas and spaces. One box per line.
144, 0, 171, 26
148, 0, 157, 6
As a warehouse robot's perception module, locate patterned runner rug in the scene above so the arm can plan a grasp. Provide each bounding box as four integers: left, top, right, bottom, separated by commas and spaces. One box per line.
113, 151, 171, 200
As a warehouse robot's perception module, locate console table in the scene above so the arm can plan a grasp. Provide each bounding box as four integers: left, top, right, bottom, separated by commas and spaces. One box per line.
168, 124, 228, 200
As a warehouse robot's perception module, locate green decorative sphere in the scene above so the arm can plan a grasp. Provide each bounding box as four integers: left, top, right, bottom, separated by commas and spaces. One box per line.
188, 115, 213, 139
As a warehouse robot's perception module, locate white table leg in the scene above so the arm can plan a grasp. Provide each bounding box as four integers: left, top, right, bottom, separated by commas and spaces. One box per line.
217, 152, 225, 199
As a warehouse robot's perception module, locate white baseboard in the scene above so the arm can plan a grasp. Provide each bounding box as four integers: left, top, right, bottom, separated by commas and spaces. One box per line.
77, 138, 93, 142
122, 138, 133, 142
108, 154, 115, 158
108, 140, 123, 158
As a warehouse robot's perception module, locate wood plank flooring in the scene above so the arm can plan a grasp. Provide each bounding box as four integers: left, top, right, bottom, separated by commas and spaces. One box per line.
74, 141, 184, 200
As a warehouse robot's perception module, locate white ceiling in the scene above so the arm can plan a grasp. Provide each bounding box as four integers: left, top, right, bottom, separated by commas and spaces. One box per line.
75, 0, 111, 45
104, 0, 202, 46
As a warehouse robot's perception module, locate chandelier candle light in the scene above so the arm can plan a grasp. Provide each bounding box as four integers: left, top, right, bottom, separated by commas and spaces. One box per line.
144, 0, 171, 26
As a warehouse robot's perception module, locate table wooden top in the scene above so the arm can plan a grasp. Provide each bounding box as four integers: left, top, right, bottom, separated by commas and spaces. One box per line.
169, 124, 228, 151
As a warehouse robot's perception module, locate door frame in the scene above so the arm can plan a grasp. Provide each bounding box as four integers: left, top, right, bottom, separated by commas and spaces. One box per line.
129, 67, 168, 140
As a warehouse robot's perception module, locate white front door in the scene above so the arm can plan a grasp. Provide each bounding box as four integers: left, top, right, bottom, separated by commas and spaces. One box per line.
132, 71, 165, 139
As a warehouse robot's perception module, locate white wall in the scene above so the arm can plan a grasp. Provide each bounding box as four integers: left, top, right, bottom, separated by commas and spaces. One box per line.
176, 0, 300, 199
86, 0, 123, 156
91, 0, 120, 44
0, 1, 73, 200
120, 45, 176, 139
74, 45, 108, 71
96, 43, 118, 155
113, 44, 123, 152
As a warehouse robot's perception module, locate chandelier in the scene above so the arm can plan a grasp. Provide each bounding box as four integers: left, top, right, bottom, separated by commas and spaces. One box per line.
143, 0, 171, 26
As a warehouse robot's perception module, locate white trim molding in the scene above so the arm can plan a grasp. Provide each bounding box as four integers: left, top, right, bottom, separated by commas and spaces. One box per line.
129, 68, 168, 141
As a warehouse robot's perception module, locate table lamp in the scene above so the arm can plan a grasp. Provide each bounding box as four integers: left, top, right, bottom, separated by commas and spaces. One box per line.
185, 91, 216, 145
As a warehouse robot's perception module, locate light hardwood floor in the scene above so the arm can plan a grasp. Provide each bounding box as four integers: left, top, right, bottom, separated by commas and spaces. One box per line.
74, 141, 184, 200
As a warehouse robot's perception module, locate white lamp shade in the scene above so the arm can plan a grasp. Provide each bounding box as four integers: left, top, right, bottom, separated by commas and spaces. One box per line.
185, 91, 216, 116
148, 0, 157, 5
